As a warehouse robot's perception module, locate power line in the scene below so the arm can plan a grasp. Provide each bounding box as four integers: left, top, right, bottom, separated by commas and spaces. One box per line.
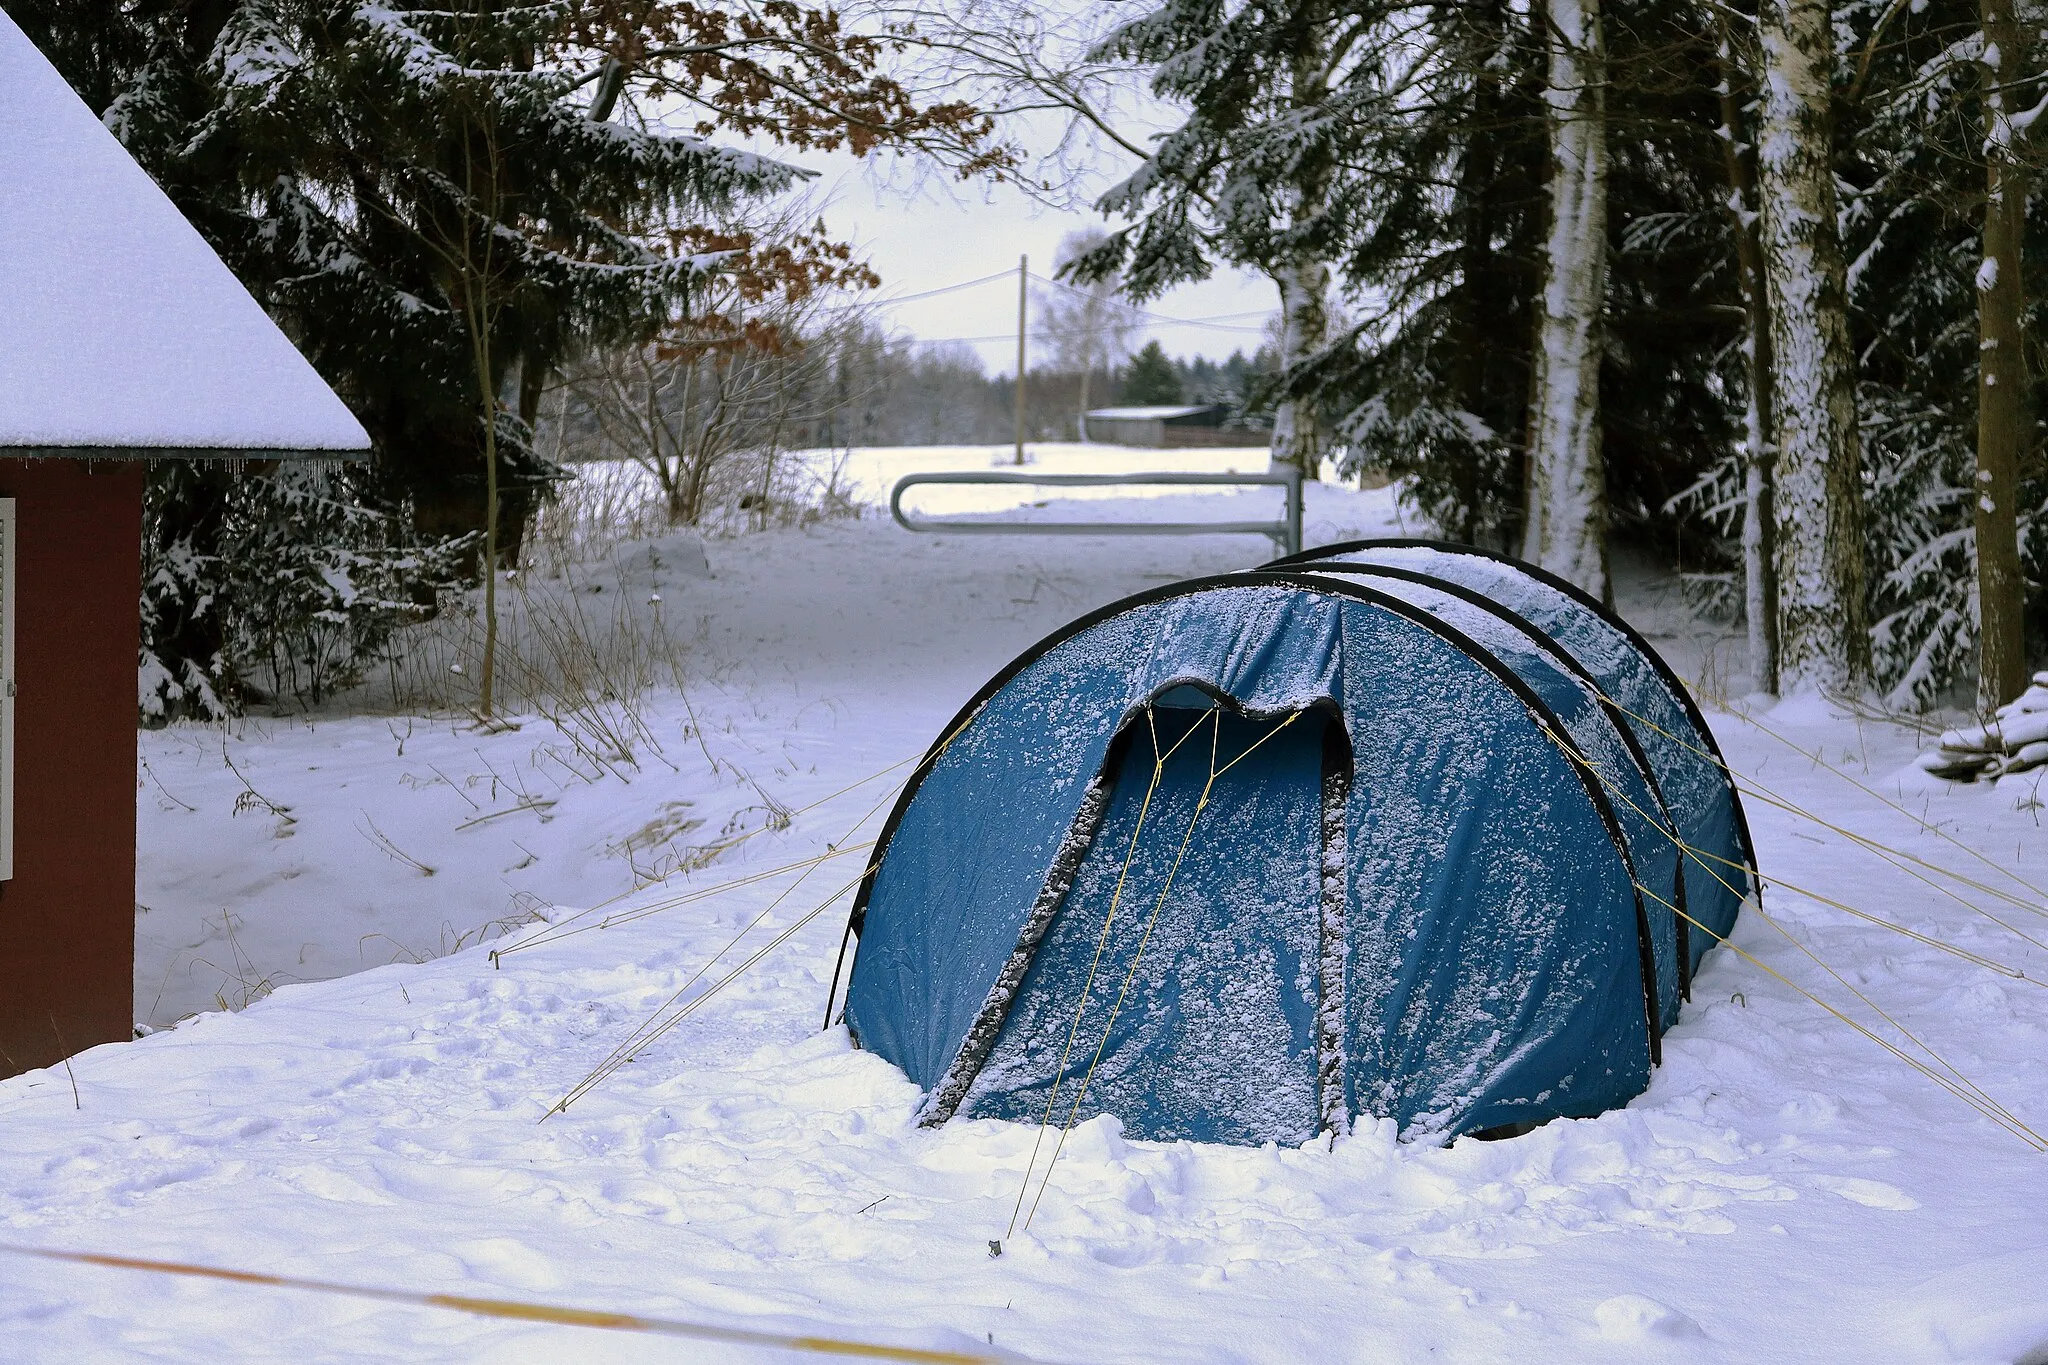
1024, 270, 1278, 334
866, 268, 1019, 307
848, 265, 1277, 336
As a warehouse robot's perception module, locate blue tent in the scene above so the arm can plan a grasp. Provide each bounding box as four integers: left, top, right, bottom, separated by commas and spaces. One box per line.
838, 541, 1754, 1145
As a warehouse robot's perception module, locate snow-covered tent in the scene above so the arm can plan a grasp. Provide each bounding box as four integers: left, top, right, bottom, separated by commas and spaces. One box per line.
840, 544, 1754, 1144
0, 10, 369, 1079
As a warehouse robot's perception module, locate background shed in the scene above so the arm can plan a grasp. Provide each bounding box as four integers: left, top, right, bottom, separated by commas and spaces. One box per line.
1083, 404, 1252, 448
0, 10, 369, 1076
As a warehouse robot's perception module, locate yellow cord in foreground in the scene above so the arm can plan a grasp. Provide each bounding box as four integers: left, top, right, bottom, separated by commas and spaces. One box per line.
0, 1242, 1025, 1363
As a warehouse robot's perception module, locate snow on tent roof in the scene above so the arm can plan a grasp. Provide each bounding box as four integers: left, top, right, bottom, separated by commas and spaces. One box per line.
843, 557, 1754, 1145
1083, 405, 1221, 421
0, 10, 369, 458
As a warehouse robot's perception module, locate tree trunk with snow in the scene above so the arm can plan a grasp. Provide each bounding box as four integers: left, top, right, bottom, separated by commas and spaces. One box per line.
1521, 0, 1609, 598
1268, 43, 1333, 481
1755, 0, 1870, 695
1974, 0, 2030, 710
1269, 257, 1330, 478
1717, 20, 1780, 695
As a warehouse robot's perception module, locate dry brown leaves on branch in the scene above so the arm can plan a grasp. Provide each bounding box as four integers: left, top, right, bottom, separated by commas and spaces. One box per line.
568, 1, 1011, 174
657, 222, 879, 361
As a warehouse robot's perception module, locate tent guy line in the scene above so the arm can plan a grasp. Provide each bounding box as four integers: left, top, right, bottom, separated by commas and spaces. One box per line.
1517, 692, 2034, 1124
1575, 674, 2048, 954
1019, 706, 1306, 1237
1548, 698, 2048, 979
0, 1243, 1034, 1363
1003, 701, 1191, 1241
545, 707, 1003, 1116
1557, 726, 2047, 1148
492, 747, 924, 961
1633, 862, 2048, 1150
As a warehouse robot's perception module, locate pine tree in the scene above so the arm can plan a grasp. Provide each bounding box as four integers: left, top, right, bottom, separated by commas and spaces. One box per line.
1315, 2, 1549, 548
1121, 340, 1185, 405
1067, 0, 1399, 477
21, 0, 995, 716
1260, 2, 1739, 568
1826, 0, 2048, 708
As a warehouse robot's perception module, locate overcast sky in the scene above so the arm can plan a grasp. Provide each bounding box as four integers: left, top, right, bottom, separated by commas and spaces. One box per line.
692, 6, 1282, 378
786, 150, 1279, 377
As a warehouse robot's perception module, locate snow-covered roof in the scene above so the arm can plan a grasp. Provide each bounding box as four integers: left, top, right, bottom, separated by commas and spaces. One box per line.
1085, 405, 1222, 421
0, 11, 369, 458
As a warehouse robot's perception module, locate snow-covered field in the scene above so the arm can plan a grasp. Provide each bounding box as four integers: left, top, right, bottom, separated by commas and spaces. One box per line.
5, 449, 2048, 1362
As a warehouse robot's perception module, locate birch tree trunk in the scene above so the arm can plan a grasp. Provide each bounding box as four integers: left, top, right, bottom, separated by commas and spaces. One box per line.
1974, 0, 2030, 709
1269, 255, 1330, 478
1755, 0, 1871, 695
1522, 0, 1610, 597
1717, 20, 1780, 695
1269, 42, 1332, 481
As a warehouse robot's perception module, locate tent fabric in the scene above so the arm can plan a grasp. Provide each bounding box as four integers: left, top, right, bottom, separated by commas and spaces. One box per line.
842, 562, 1752, 1146
961, 706, 1336, 1146
1265, 540, 1755, 973
1273, 568, 1686, 1024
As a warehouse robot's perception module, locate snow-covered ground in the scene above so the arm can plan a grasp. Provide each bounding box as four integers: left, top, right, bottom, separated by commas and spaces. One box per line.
5, 451, 2048, 1362
133, 445, 1374, 1028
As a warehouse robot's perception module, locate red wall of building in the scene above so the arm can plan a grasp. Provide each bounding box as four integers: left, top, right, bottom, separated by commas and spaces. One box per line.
0, 459, 143, 1078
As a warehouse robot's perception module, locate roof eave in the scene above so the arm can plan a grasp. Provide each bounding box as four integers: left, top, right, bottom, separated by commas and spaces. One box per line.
0, 443, 372, 463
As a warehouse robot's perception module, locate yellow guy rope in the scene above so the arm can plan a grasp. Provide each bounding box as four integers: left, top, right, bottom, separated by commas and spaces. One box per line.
1635, 870, 2048, 1151
1734, 701, 2048, 907
496, 753, 923, 961
543, 712, 998, 1115
1754, 786, 2048, 939
0, 1243, 1026, 1363
1005, 704, 1189, 1240
1021, 710, 1303, 1234
1648, 818, 2041, 984
1551, 725, 2047, 1148
506, 842, 877, 958
546, 772, 920, 1114
1580, 684, 2048, 1086
1570, 719, 2043, 982
1595, 681, 2048, 927
1729, 784, 2048, 949
1555, 674, 2048, 991
546, 866, 873, 1116
1560, 732, 2019, 1105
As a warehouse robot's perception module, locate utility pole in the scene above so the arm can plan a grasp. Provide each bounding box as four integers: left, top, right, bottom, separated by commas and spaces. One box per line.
1014, 254, 1028, 465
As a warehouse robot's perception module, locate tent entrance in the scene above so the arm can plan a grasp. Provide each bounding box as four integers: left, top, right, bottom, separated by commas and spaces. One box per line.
950, 698, 1346, 1146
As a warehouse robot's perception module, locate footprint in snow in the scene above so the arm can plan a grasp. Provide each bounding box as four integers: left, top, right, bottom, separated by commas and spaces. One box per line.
1808, 1174, 1919, 1210
1594, 1294, 1706, 1342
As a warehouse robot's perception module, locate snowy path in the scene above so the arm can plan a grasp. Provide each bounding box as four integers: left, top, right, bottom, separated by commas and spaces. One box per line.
6, 472, 2048, 1361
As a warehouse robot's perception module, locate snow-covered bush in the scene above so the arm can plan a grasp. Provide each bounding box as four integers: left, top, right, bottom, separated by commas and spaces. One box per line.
140, 462, 471, 723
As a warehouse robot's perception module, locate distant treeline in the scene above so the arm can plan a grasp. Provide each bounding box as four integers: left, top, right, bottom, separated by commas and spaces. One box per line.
551, 330, 1281, 466
832, 336, 1279, 447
